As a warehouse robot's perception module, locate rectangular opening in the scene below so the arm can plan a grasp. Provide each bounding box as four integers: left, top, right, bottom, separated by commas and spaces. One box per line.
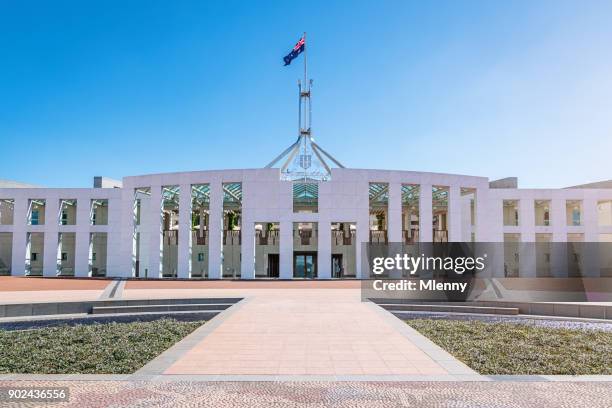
222, 182, 242, 278
535, 200, 551, 226
161, 185, 179, 278
28, 199, 46, 225
89, 232, 107, 277
132, 187, 151, 278
331, 222, 356, 278
191, 184, 210, 278
293, 222, 317, 278
91, 199, 108, 225
255, 222, 280, 278
503, 200, 519, 226
567, 233, 584, 277
369, 183, 388, 243
0, 232, 12, 275
25, 232, 44, 276
535, 233, 552, 276
293, 182, 318, 213
566, 200, 582, 226
503, 233, 520, 277
57, 232, 75, 276
597, 200, 612, 227
401, 184, 419, 244
293, 252, 317, 279
0, 199, 14, 225
600, 234, 612, 277
59, 199, 77, 225
432, 186, 449, 242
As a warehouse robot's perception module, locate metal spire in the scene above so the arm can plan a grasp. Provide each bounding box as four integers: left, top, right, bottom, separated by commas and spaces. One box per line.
266, 32, 344, 181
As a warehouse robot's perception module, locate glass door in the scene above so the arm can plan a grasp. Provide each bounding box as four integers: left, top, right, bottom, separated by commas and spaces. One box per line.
294, 252, 317, 279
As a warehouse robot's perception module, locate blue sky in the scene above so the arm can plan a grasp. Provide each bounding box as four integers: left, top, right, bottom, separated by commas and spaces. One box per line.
1, 0, 612, 188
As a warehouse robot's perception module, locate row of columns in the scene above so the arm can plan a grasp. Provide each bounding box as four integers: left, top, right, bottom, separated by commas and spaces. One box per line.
159, 182, 483, 279
8, 196, 117, 277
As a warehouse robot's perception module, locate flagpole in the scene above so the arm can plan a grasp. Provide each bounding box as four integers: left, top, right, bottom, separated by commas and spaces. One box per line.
302, 31, 308, 177
303, 32, 307, 90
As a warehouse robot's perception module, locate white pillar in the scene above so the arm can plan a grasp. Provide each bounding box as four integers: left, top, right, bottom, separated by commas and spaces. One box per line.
43, 197, 59, 277
208, 181, 223, 279
388, 183, 402, 243
519, 198, 536, 277
74, 199, 91, 277
279, 220, 293, 279
177, 184, 191, 279
419, 184, 433, 242
355, 181, 370, 279
583, 195, 599, 277
117, 185, 136, 278
551, 198, 567, 277
10, 197, 27, 276
318, 219, 331, 279
240, 216, 255, 279
147, 185, 162, 278
448, 185, 462, 242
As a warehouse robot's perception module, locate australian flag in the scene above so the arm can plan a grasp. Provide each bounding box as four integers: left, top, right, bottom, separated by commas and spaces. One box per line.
283, 36, 305, 66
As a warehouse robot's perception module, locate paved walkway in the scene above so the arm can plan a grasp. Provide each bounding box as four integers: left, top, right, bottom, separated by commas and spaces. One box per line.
135, 289, 470, 377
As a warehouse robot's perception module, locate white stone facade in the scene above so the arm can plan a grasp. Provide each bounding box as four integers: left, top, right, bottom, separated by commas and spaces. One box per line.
1, 167, 612, 279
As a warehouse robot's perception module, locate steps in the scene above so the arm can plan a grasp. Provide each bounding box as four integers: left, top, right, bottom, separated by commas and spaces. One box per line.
91, 303, 234, 315
377, 303, 519, 315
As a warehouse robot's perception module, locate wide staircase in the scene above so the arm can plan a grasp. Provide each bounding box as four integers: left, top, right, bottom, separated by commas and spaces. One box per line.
90, 298, 240, 315
371, 298, 519, 316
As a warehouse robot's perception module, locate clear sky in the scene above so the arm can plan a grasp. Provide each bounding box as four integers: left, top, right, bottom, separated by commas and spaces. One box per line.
2, 0, 612, 188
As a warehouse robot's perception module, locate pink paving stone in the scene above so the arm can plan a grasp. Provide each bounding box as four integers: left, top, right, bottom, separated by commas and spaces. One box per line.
163, 288, 450, 376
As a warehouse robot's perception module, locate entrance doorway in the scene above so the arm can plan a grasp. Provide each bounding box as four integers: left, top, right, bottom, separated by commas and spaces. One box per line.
332, 254, 343, 278
267, 254, 279, 278
294, 252, 317, 279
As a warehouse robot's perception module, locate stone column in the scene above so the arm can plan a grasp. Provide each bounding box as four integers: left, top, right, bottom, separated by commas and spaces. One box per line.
208, 181, 223, 279
551, 197, 568, 277
519, 198, 536, 277
74, 198, 92, 277
387, 183, 402, 243
448, 185, 462, 242
10, 197, 27, 276
419, 184, 433, 242
43, 197, 59, 277
177, 184, 191, 279
279, 220, 293, 279
317, 219, 331, 279
147, 185, 162, 278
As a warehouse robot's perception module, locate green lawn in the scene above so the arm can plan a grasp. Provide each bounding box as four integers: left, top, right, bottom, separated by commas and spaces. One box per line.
0, 318, 205, 374
408, 319, 612, 375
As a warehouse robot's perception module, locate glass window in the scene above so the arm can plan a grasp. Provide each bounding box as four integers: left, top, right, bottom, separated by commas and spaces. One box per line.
31, 210, 39, 225
293, 183, 318, 213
